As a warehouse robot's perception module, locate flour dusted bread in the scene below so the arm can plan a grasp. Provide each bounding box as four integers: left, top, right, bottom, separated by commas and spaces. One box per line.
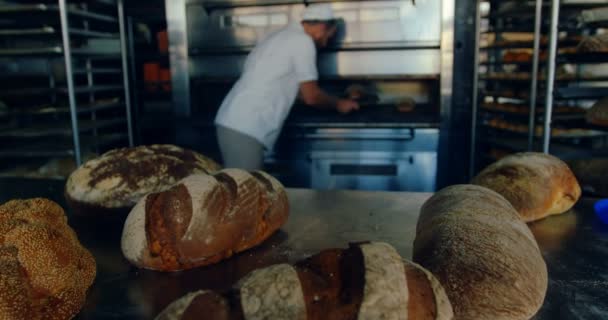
0, 198, 96, 320
121, 168, 289, 271
65, 144, 221, 215
155, 242, 453, 320
472, 152, 581, 222
413, 185, 547, 320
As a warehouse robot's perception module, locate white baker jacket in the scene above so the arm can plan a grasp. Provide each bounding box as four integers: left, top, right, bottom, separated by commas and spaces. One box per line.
214, 22, 319, 150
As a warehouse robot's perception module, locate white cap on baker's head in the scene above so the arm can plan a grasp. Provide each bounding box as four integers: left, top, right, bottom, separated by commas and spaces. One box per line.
302, 4, 335, 22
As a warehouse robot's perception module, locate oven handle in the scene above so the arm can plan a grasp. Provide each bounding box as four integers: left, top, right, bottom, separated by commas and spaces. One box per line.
297, 128, 416, 140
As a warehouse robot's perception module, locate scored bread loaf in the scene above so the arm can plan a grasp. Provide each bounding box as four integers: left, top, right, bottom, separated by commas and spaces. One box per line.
65, 144, 221, 215
472, 152, 581, 222
155, 242, 453, 320
0, 198, 96, 320
121, 168, 289, 272
413, 185, 547, 320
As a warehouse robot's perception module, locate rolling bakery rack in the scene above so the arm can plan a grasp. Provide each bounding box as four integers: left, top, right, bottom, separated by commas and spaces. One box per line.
470, 0, 608, 176
0, 0, 133, 178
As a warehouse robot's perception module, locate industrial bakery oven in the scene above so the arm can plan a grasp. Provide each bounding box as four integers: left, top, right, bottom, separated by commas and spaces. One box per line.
165, 0, 454, 191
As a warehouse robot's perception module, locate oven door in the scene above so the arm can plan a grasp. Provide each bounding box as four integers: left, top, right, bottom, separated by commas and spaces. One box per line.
309, 151, 437, 192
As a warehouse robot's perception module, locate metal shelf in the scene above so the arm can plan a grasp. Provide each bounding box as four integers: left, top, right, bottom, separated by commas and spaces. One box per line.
480, 74, 608, 83
0, 134, 126, 158
480, 38, 580, 50
0, 47, 62, 56
69, 28, 118, 39
482, 122, 608, 139
0, 118, 126, 138
0, 4, 118, 24
0, 99, 123, 116
0, 85, 123, 97
0, 46, 122, 58
481, 53, 608, 65
73, 68, 122, 75
488, 1, 608, 19
556, 87, 608, 99
480, 102, 586, 117
0, 27, 118, 39
0, 0, 133, 167
0, 26, 55, 36
560, 52, 608, 64
70, 85, 124, 94
478, 136, 596, 159
472, 0, 608, 176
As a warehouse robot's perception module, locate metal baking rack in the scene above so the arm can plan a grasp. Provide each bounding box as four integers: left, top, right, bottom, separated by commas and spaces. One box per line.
0, 0, 133, 177
469, 0, 608, 177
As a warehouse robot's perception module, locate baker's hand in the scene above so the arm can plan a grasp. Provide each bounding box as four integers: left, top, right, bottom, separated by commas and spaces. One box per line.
337, 99, 360, 114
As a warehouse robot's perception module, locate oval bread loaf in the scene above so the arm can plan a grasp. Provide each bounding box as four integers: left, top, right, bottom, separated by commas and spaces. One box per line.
413, 185, 548, 320
155, 242, 453, 320
65, 144, 221, 215
121, 168, 289, 272
472, 152, 581, 222
0, 198, 96, 320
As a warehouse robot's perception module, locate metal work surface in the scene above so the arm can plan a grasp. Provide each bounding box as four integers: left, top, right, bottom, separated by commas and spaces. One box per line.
1, 178, 606, 319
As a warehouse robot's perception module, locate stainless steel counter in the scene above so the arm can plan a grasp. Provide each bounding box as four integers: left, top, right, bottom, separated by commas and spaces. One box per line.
0, 178, 607, 319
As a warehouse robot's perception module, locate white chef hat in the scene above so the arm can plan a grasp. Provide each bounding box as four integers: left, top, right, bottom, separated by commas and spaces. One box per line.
301, 4, 336, 22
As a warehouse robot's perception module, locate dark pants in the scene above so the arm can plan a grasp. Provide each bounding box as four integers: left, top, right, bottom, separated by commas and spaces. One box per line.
216, 125, 264, 170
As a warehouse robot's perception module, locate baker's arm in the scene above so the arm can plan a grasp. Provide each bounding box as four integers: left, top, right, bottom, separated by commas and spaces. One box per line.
299, 81, 359, 114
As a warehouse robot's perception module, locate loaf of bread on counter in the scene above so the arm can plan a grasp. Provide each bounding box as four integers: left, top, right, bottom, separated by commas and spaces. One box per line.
121, 168, 289, 272
65, 144, 221, 215
155, 242, 453, 320
413, 185, 547, 320
586, 97, 608, 127
472, 152, 581, 222
0, 198, 96, 320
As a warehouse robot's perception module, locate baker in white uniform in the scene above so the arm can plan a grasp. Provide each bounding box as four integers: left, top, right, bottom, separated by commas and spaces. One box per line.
214, 4, 359, 170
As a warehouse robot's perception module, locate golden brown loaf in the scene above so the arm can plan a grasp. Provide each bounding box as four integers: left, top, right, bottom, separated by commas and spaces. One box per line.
472, 152, 581, 222
413, 185, 548, 320
121, 169, 289, 272
0, 198, 96, 320
155, 242, 453, 320
586, 97, 608, 127
65, 144, 221, 215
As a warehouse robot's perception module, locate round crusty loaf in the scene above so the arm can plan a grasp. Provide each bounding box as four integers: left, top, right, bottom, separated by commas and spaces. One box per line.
65, 144, 221, 215
586, 97, 608, 127
121, 168, 289, 272
472, 152, 581, 222
413, 185, 547, 320
155, 242, 453, 320
0, 198, 96, 320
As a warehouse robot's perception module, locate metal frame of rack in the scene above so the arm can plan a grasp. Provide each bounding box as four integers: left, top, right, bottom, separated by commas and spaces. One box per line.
0, 0, 133, 170
469, 0, 608, 178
